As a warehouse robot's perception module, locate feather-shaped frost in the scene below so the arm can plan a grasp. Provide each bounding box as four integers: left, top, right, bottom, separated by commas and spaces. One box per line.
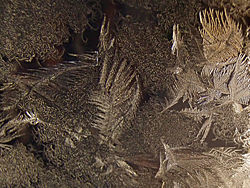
213, 63, 235, 94
201, 54, 249, 113
228, 54, 250, 108
0, 60, 95, 112
200, 63, 235, 104
90, 16, 141, 143
90, 57, 141, 142
162, 70, 206, 113
199, 8, 243, 64
156, 139, 246, 188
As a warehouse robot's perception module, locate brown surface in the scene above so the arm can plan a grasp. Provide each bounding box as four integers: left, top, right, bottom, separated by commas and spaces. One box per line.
0, 0, 249, 187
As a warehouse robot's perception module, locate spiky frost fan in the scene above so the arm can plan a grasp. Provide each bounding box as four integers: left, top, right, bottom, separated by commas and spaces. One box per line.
199, 8, 243, 65
90, 16, 141, 145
